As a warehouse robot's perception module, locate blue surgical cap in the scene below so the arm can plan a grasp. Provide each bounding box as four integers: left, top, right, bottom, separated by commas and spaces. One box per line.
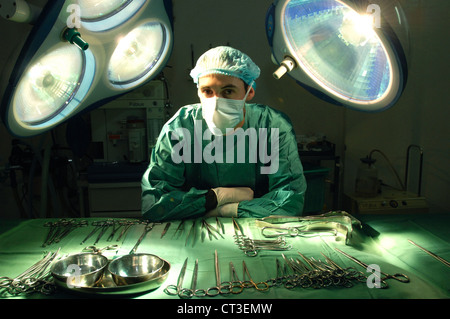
190, 46, 260, 88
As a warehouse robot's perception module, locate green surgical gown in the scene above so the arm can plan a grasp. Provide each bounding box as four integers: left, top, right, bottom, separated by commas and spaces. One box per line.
141, 103, 306, 221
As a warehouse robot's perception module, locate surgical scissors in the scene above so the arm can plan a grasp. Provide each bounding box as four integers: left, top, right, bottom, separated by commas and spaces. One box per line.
165, 258, 189, 298
242, 261, 269, 291
335, 248, 410, 289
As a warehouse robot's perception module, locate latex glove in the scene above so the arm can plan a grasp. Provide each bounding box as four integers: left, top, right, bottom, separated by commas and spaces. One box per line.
212, 187, 253, 206
205, 203, 239, 218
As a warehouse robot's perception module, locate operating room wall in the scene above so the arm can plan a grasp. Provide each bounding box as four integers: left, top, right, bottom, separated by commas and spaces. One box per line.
0, 0, 449, 218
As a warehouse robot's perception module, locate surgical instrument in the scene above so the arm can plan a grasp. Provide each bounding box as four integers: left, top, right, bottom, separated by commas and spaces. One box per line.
173, 219, 185, 238
242, 260, 269, 291
83, 245, 119, 255
80, 220, 104, 245
93, 219, 114, 245
129, 222, 157, 254
107, 220, 124, 242
206, 250, 232, 296
232, 217, 291, 256
185, 219, 196, 247
0, 249, 60, 296
229, 262, 244, 294
408, 239, 450, 268
216, 217, 225, 234
335, 248, 409, 288
165, 257, 189, 298
43, 219, 87, 247
116, 219, 137, 242
180, 259, 207, 298
202, 219, 223, 241
161, 222, 171, 239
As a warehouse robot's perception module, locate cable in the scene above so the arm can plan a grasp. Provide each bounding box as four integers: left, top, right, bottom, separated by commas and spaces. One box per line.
369, 149, 405, 191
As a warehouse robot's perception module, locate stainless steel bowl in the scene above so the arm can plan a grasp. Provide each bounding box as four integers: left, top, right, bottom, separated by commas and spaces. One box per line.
108, 253, 164, 286
51, 253, 108, 288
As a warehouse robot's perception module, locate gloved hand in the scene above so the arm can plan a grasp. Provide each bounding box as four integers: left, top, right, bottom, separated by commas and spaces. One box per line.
205, 203, 239, 218
212, 187, 254, 206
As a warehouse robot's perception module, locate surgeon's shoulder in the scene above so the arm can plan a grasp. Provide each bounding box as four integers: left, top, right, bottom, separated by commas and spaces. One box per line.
247, 103, 294, 130
164, 103, 202, 128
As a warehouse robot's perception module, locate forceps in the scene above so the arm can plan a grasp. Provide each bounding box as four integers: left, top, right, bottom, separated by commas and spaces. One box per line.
83, 245, 119, 254
206, 250, 232, 296
229, 262, 244, 294
180, 259, 207, 298
242, 261, 269, 291
335, 248, 410, 289
408, 239, 450, 268
165, 258, 189, 298
129, 222, 157, 254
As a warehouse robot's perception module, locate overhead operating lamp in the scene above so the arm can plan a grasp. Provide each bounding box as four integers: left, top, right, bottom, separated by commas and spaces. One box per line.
266, 0, 409, 111
0, 0, 173, 137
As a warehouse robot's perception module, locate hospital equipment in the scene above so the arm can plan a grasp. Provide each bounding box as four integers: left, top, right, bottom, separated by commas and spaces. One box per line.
257, 211, 362, 243
164, 257, 189, 297
242, 260, 269, 292
233, 217, 291, 256
82, 245, 119, 255
0, 249, 60, 296
266, 0, 409, 112
335, 248, 409, 289
185, 220, 197, 247
173, 219, 185, 238
108, 253, 165, 286
180, 259, 207, 298
51, 252, 108, 288
161, 222, 171, 239
201, 219, 224, 241
206, 250, 232, 296
80, 219, 115, 245
42, 219, 87, 247
229, 262, 245, 294
0, 0, 173, 137
116, 219, 140, 242
408, 240, 450, 268
130, 222, 158, 254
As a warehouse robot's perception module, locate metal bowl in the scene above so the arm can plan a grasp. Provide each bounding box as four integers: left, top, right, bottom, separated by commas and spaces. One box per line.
51, 253, 108, 288
108, 253, 164, 286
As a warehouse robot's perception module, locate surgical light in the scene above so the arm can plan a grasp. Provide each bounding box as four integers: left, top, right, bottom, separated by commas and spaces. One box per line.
1, 0, 173, 137
266, 0, 409, 112
108, 22, 167, 89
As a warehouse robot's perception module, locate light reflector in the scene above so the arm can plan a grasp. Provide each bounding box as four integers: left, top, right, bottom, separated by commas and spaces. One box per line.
13, 44, 85, 125
79, 0, 146, 32
108, 22, 167, 89
267, 0, 408, 111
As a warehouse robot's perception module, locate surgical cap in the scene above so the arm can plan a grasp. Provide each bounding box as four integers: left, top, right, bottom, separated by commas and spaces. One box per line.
190, 46, 260, 88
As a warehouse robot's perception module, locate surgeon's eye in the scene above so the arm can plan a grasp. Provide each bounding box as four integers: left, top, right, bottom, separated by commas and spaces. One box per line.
221, 89, 235, 98
201, 88, 214, 97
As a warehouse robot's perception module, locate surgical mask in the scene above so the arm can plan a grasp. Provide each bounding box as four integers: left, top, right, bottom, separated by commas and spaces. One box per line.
201, 83, 253, 136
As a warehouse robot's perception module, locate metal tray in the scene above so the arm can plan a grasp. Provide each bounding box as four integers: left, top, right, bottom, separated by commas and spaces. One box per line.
53, 259, 170, 295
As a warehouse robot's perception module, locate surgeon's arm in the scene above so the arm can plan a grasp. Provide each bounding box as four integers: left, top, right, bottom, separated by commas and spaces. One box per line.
237, 127, 306, 218
141, 123, 210, 221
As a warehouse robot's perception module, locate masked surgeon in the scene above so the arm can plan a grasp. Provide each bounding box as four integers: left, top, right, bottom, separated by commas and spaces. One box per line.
141, 46, 306, 221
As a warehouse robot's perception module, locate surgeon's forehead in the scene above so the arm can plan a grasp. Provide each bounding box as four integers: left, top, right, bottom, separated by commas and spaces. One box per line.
198, 74, 245, 89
